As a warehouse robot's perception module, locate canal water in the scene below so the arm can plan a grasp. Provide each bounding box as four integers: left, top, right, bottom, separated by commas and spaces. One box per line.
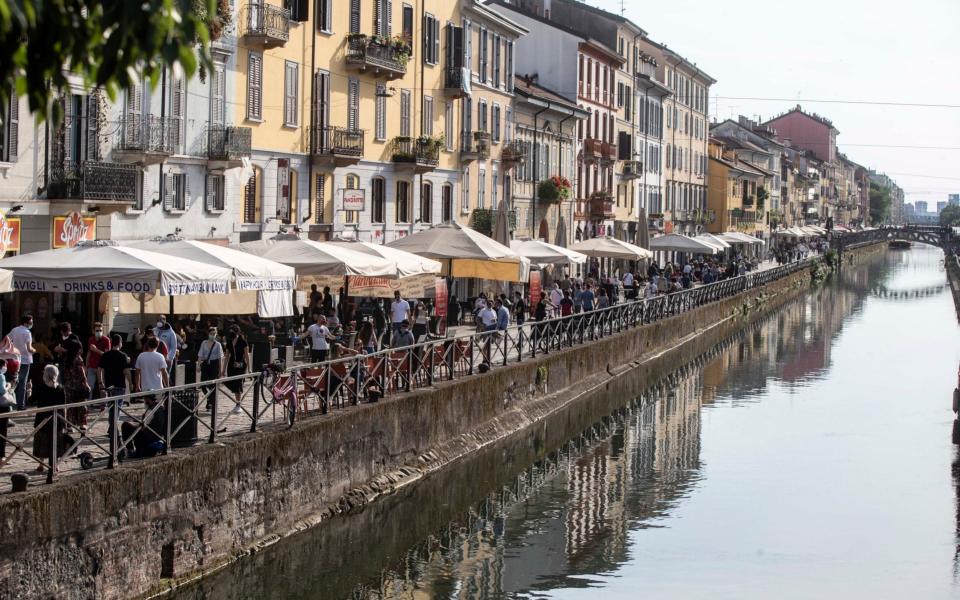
174, 246, 960, 600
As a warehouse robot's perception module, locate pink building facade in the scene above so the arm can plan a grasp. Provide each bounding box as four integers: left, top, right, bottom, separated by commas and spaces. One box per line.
763, 105, 837, 163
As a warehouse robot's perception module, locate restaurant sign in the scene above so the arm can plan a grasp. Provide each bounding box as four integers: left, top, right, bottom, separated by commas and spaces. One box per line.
53, 212, 96, 248
0, 210, 21, 254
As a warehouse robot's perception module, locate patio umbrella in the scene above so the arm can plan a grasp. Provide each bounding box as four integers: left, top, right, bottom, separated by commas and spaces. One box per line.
569, 236, 653, 260
326, 238, 442, 278
635, 207, 651, 249
695, 233, 731, 251
120, 238, 296, 317
555, 215, 568, 248
648, 233, 718, 254
719, 231, 765, 245
238, 238, 399, 278
0, 240, 232, 295
0, 268, 12, 293
492, 199, 511, 248
386, 222, 528, 282
510, 239, 588, 266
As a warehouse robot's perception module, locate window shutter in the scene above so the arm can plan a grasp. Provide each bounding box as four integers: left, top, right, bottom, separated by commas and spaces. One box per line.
6, 94, 18, 161
323, 0, 331, 31
348, 79, 359, 130
433, 19, 440, 66
423, 96, 433, 136
248, 53, 262, 120
211, 66, 226, 126
400, 90, 410, 137
183, 174, 191, 209
350, 0, 360, 33
205, 175, 215, 211
85, 95, 99, 160
374, 0, 382, 36
315, 173, 325, 223
375, 84, 386, 140
163, 173, 174, 211
170, 77, 184, 151
422, 14, 428, 59
386, 0, 392, 37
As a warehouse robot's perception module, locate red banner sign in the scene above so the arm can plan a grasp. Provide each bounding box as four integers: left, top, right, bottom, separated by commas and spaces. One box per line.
53, 212, 96, 248
434, 278, 448, 336
529, 270, 542, 308
0, 211, 21, 254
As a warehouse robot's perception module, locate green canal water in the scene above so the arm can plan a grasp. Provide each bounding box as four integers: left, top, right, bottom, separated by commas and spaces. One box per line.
173, 246, 960, 600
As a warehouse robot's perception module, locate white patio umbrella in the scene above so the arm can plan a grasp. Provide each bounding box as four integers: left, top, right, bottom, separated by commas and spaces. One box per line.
695, 233, 731, 251
569, 236, 653, 260
648, 233, 718, 254
120, 239, 296, 317
510, 239, 588, 266
0, 240, 232, 295
0, 268, 12, 293
387, 222, 529, 282
718, 231, 766, 245
326, 238, 442, 278
238, 238, 399, 278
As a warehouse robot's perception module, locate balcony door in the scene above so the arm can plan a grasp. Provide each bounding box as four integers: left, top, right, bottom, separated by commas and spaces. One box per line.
312, 70, 330, 151
60, 94, 98, 169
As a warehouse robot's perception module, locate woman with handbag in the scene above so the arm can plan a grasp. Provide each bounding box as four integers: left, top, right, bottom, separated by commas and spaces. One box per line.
63, 347, 90, 430
197, 327, 224, 410
32, 365, 72, 472
222, 326, 249, 415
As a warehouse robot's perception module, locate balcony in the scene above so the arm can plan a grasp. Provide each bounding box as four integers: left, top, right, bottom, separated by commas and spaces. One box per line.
729, 209, 757, 227
391, 137, 439, 173
672, 209, 688, 222
310, 126, 364, 167
243, 3, 290, 49
444, 66, 470, 98
113, 115, 176, 166
461, 131, 490, 163
600, 142, 617, 165
588, 193, 615, 220
48, 160, 139, 205
621, 160, 644, 180
582, 138, 603, 163
346, 34, 408, 80
501, 140, 525, 169
207, 125, 252, 170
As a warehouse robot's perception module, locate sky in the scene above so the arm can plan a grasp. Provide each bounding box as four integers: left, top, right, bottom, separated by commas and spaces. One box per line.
592, 0, 960, 205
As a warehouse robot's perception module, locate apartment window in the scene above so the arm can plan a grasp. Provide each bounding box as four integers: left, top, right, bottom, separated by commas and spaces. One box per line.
624, 86, 631, 121
444, 102, 453, 150
578, 56, 584, 95
478, 166, 486, 209
424, 14, 440, 64
348, 79, 359, 130
479, 28, 488, 83
0, 92, 18, 162
506, 41, 514, 91
247, 51, 263, 120
491, 166, 498, 209
462, 166, 470, 212
210, 64, 226, 127
372, 177, 386, 223
284, 61, 299, 126
423, 96, 434, 136
400, 89, 411, 137
493, 34, 501, 88
402, 4, 414, 51
349, 0, 360, 33
243, 168, 261, 223
666, 144, 672, 168
317, 0, 332, 32
375, 83, 387, 140
617, 82, 624, 108
314, 173, 326, 223
442, 184, 453, 221
492, 104, 501, 143
374, 0, 392, 37
421, 181, 433, 223
477, 99, 487, 132
396, 180, 411, 223
169, 76, 185, 152
205, 174, 225, 212
163, 173, 188, 212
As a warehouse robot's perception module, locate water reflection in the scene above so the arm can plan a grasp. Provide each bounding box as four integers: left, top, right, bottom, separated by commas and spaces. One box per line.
174, 248, 960, 600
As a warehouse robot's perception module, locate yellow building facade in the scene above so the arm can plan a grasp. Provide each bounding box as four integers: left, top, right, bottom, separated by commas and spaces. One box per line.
232, 0, 525, 244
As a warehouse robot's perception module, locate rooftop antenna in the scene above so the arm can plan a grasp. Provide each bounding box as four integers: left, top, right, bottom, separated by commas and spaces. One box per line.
620, 0, 626, 14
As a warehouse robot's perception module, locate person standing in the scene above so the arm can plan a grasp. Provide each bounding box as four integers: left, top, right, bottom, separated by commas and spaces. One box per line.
495, 299, 510, 331
412, 301, 430, 340
196, 327, 224, 408
581, 284, 596, 313
512, 291, 526, 327
31, 365, 69, 473
156, 316, 180, 378
98, 334, 131, 399
222, 326, 249, 414
549, 283, 564, 318
134, 337, 169, 396
7, 314, 35, 410
52, 322, 82, 376
85, 322, 111, 399
306, 316, 333, 363
390, 291, 411, 339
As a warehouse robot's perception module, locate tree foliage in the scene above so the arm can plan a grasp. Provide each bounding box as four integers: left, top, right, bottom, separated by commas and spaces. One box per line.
0, 0, 217, 123
940, 205, 960, 227
869, 182, 891, 225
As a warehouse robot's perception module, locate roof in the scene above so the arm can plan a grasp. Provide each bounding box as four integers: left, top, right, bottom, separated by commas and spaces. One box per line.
469, 0, 529, 36
540, 0, 648, 35
763, 104, 839, 133
513, 75, 586, 114
643, 37, 716, 84
712, 134, 771, 155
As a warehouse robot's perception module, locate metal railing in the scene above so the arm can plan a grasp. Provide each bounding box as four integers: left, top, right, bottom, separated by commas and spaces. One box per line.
391, 137, 440, 167
244, 2, 290, 44
0, 258, 817, 492
207, 125, 252, 161
47, 160, 140, 203
117, 114, 177, 154
346, 35, 408, 76
310, 125, 364, 157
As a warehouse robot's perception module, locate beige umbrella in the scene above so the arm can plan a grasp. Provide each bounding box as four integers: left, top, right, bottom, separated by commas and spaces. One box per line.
237, 238, 399, 277
510, 239, 588, 266
0, 268, 12, 293
493, 199, 511, 247
569, 236, 653, 260
636, 207, 651, 249
649, 233, 718, 254
326, 238, 442, 278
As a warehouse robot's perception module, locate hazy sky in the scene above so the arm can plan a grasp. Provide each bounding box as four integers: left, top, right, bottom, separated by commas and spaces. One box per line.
592, 0, 960, 205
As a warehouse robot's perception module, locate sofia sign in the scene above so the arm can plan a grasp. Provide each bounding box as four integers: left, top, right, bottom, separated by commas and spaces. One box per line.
53, 212, 96, 248
0, 211, 21, 254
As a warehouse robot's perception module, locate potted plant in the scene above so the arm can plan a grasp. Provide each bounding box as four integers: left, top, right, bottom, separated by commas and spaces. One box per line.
538, 179, 561, 203
550, 175, 572, 200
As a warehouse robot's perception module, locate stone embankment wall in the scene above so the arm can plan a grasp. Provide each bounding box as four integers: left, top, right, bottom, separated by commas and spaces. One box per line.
946, 254, 960, 321
0, 247, 879, 600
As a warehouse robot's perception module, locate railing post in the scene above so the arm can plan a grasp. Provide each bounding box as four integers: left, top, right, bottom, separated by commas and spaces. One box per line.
47, 410, 57, 484
164, 390, 172, 455
208, 384, 218, 443
250, 374, 261, 433
108, 396, 119, 469
290, 369, 298, 427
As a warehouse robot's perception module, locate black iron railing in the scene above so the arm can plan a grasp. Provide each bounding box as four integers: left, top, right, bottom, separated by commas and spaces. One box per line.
117, 115, 176, 154
310, 125, 364, 157
501, 140, 525, 164
207, 125, 252, 161
445, 66, 465, 91
346, 34, 408, 75
244, 2, 290, 44
391, 137, 440, 167
0, 257, 825, 492
48, 160, 139, 202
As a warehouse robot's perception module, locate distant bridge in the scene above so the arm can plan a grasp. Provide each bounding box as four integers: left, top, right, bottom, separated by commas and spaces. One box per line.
832, 225, 959, 254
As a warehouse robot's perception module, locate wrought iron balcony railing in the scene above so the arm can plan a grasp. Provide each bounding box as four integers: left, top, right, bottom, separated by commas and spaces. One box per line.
310, 126, 364, 158
243, 3, 290, 48
461, 131, 490, 162
582, 138, 603, 162
501, 140, 525, 166
588, 193, 615, 219
48, 160, 139, 203
621, 160, 643, 179
116, 115, 176, 156
346, 34, 408, 80
391, 137, 440, 170
444, 66, 468, 97
207, 125, 252, 162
